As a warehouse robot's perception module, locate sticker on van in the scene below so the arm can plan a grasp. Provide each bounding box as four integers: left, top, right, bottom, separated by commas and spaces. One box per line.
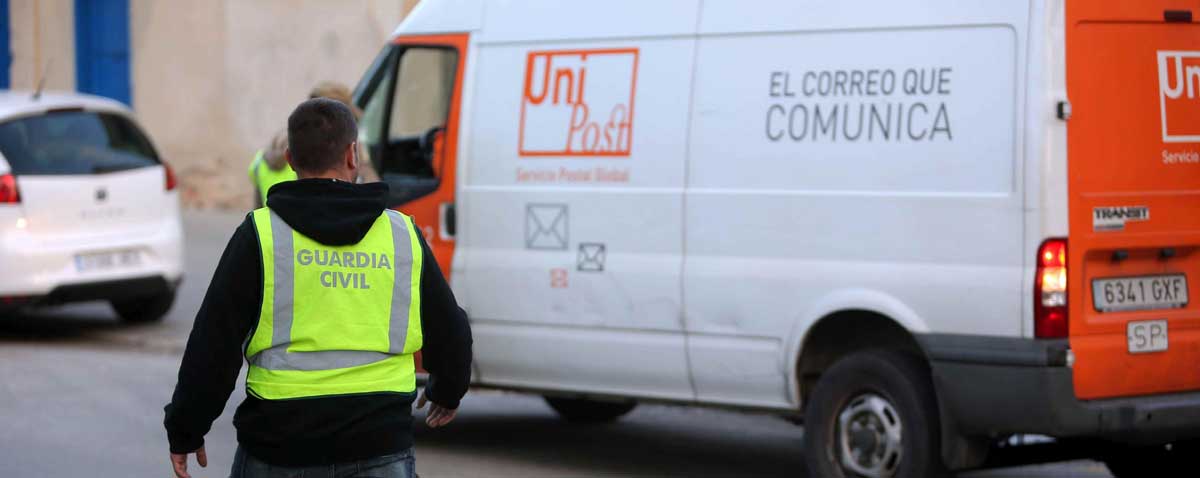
519, 48, 639, 157
1093, 206, 1150, 231
1158, 51, 1200, 143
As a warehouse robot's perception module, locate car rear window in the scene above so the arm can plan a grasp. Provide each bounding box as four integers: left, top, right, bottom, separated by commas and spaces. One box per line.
0, 110, 160, 175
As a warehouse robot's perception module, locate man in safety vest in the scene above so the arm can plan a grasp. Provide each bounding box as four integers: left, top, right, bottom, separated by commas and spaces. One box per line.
248, 82, 380, 207
166, 98, 472, 478
247, 131, 298, 208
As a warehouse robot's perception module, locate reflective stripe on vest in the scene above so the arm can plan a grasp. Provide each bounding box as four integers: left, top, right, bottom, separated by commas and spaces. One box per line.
245, 207, 423, 400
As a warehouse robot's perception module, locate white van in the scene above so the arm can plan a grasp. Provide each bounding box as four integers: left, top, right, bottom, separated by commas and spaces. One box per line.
352, 1, 1200, 476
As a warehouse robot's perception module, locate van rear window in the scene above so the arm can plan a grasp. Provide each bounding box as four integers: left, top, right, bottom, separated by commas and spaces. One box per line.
0, 111, 160, 175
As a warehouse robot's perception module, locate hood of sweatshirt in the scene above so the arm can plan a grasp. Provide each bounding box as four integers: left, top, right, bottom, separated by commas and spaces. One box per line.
265, 178, 389, 246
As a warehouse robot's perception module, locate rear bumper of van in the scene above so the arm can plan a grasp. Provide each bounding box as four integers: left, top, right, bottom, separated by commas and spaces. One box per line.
920, 334, 1200, 445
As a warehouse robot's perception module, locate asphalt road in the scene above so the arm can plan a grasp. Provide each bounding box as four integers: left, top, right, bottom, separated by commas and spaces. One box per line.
0, 209, 1113, 477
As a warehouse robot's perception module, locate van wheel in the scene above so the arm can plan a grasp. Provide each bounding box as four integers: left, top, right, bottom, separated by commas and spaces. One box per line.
544, 396, 637, 423
1103, 441, 1195, 478
803, 350, 946, 478
111, 290, 176, 323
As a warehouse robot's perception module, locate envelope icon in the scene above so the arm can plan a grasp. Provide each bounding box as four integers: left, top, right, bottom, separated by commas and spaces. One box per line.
577, 243, 605, 272
525, 204, 568, 250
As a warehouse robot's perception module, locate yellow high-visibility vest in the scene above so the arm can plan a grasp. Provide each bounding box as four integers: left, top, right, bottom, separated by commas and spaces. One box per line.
248, 150, 299, 205
245, 207, 424, 400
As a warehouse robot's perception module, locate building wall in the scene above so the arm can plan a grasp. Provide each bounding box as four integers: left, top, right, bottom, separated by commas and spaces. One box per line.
9, 0, 76, 92
133, 0, 410, 209
129, 0, 236, 207
7, 0, 420, 209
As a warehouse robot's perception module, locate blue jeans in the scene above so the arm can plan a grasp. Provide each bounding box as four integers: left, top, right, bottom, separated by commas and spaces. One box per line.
230, 446, 416, 478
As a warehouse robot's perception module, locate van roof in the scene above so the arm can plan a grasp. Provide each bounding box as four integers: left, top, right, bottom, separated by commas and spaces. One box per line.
390, 0, 1027, 43
391, 0, 698, 42
392, 0, 484, 37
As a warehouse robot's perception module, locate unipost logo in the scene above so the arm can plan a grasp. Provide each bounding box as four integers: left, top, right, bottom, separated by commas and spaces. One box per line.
1158, 50, 1200, 143
519, 48, 638, 157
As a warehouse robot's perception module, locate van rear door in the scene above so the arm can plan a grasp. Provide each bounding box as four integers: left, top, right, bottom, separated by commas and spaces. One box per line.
1066, 1, 1200, 399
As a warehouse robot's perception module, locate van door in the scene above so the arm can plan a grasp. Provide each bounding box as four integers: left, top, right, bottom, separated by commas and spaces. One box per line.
684, 8, 1024, 408
1066, 1, 1200, 399
457, 37, 696, 400
354, 34, 467, 277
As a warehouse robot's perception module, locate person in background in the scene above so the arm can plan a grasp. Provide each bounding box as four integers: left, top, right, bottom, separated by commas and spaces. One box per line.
248, 82, 380, 207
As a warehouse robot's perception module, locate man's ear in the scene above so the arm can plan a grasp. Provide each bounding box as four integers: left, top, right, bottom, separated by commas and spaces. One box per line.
284, 148, 297, 171
345, 142, 359, 173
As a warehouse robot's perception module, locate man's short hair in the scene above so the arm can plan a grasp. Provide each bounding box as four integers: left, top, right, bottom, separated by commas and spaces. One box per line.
287, 98, 358, 173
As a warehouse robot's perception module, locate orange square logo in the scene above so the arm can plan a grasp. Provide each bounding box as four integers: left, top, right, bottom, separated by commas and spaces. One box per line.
519, 48, 638, 157
1158, 51, 1200, 143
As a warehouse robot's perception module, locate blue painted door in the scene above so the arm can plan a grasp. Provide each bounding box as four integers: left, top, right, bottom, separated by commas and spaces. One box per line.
75, 0, 130, 105
0, 0, 9, 89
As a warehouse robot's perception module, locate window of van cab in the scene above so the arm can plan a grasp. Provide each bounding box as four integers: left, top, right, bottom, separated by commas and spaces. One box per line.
356, 46, 458, 206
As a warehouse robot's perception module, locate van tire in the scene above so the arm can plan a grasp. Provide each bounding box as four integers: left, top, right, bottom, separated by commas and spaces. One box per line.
544, 396, 637, 424
111, 290, 176, 323
803, 350, 947, 478
1103, 441, 1195, 478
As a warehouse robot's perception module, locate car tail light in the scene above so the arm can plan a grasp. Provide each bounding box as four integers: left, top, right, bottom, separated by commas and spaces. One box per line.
163, 164, 178, 191
1, 296, 33, 306
1035, 238, 1068, 338
0, 174, 19, 203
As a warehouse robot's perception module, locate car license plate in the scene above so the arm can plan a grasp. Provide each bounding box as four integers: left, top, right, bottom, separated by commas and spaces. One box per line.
1092, 274, 1188, 312
75, 250, 141, 272
1127, 320, 1168, 354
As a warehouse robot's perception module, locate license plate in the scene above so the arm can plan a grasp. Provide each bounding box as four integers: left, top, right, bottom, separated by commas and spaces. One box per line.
1092, 274, 1188, 312
75, 250, 141, 272
1127, 319, 1168, 354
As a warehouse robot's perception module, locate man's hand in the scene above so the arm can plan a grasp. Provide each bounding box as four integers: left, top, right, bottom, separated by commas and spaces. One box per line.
416, 390, 458, 428
170, 446, 207, 478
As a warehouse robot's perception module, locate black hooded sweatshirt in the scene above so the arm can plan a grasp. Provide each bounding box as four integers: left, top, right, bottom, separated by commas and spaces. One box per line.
164, 179, 473, 466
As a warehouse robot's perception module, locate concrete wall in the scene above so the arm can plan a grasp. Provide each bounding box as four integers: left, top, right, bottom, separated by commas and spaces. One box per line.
9, 0, 76, 91
131, 0, 410, 209
5, 0, 418, 208
129, 1, 236, 207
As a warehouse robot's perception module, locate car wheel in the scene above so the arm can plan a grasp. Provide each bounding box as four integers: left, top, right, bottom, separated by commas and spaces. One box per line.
803, 350, 947, 478
111, 290, 176, 323
544, 396, 637, 424
1103, 441, 1195, 478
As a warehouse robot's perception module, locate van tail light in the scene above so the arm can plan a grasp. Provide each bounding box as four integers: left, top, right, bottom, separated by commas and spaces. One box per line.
163, 164, 178, 191
0, 174, 19, 203
1035, 238, 1068, 338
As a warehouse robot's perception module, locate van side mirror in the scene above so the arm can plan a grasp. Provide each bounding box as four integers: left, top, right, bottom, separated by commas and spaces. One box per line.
419, 126, 445, 169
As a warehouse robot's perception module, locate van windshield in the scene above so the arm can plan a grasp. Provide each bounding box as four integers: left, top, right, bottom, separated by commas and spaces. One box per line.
359, 46, 458, 177
0, 111, 160, 175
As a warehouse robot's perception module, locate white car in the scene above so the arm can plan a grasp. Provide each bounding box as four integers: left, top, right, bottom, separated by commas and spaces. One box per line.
0, 91, 183, 322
